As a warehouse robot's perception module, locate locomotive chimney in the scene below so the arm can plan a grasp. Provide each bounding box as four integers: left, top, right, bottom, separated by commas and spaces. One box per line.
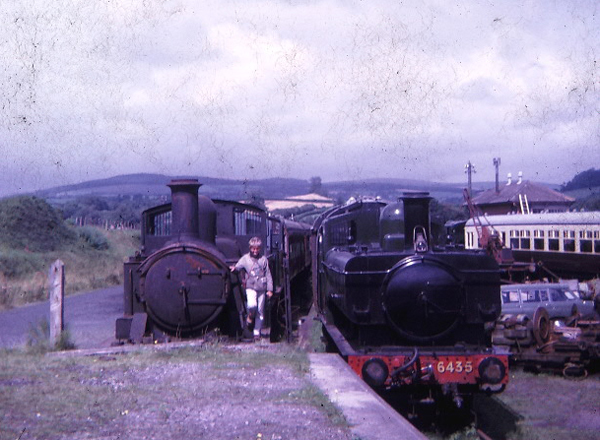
168, 179, 201, 241
401, 191, 432, 250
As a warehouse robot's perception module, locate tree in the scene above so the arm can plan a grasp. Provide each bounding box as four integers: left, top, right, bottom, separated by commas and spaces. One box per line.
561, 168, 600, 191
309, 176, 327, 196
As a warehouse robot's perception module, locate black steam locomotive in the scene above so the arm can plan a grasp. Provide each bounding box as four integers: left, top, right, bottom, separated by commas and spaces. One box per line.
116, 179, 311, 343
313, 193, 508, 407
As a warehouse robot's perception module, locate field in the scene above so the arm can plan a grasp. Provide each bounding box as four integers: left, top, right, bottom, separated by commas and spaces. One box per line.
494, 368, 600, 440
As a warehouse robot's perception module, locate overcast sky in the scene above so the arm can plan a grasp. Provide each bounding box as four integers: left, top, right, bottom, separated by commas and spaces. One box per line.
1, 0, 598, 196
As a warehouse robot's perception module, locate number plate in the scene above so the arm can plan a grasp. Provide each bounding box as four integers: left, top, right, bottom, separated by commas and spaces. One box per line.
436, 358, 473, 375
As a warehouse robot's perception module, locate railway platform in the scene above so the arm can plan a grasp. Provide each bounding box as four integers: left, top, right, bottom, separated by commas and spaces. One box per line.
310, 353, 426, 440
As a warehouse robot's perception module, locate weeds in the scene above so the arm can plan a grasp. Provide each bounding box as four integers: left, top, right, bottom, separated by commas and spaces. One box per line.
26, 318, 76, 353
77, 226, 110, 250
286, 383, 348, 426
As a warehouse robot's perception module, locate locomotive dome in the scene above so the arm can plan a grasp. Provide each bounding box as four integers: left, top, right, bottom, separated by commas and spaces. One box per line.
380, 201, 404, 251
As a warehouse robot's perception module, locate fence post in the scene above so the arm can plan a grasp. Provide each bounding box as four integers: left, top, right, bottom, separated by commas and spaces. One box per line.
49, 259, 65, 346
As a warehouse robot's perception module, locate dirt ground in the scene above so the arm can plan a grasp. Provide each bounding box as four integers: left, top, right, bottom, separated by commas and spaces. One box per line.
1, 340, 354, 440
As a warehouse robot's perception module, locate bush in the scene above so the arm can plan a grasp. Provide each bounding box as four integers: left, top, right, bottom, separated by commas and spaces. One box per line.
0, 249, 45, 278
77, 227, 110, 250
0, 196, 77, 251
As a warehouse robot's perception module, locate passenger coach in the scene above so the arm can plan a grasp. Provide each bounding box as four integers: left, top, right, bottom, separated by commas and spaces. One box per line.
464, 211, 600, 279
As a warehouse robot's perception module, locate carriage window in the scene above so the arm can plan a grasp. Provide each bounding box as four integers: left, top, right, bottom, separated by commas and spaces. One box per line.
548, 238, 559, 251
595, 240, 600, 253
267, 219, 281, 251
581, 240, 593, 253
534, 238, 545, 250
510, 238, 519, 249
234, 209, 262, 235
520, 238, 531, 249
564, 239, 575, 252
540, 290, 549, 301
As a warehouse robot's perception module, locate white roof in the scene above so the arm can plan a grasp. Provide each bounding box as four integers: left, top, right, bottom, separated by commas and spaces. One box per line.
265, 193, 335, 210
466, 211, 600, 227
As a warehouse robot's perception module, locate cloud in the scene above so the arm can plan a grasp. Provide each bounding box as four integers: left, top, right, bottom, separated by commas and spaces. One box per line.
0, 0, 598, 195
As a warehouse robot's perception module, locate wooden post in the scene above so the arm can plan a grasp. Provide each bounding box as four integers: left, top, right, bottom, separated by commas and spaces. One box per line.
49, 259, 65, 346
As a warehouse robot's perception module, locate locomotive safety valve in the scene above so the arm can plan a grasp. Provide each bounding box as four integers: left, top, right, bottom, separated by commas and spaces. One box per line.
413, 226, 429, 253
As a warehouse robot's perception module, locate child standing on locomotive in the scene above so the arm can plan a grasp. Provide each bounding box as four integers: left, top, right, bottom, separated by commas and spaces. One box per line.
231, 237, 273, 340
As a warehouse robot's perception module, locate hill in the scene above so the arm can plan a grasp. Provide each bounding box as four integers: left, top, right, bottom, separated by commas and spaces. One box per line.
20, 173, 573, 208
33, 173, 313, 201
30, 173, 482, 203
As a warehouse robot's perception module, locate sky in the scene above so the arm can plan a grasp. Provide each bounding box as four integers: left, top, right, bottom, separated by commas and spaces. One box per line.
1, 0, 598, 196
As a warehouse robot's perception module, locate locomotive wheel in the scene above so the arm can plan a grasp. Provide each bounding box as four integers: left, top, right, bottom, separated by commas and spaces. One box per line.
532, 307, 551, 346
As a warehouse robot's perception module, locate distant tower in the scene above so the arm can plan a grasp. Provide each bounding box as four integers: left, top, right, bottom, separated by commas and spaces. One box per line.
493, 158, 501, 193
465, 161, 476, 197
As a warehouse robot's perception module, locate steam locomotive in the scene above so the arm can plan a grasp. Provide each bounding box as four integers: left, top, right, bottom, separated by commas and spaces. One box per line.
116, 179, 311, 343
313, 193, 508, 408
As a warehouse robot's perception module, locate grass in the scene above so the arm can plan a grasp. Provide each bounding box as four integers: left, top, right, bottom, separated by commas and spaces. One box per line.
0, 344, 350, 440
495, 369, 600, 440
25, 318, 76, 354
0, 227, 139, 310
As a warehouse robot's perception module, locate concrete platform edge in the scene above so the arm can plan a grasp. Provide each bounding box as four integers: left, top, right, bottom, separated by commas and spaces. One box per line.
309, 353, 426, 440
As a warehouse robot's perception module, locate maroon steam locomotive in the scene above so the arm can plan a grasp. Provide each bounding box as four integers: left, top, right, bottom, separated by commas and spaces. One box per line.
116, 179, 311, 343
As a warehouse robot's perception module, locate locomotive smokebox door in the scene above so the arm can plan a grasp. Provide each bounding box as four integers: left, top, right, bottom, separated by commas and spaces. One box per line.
383, 257, 462, 341
141, 247, 228, 336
